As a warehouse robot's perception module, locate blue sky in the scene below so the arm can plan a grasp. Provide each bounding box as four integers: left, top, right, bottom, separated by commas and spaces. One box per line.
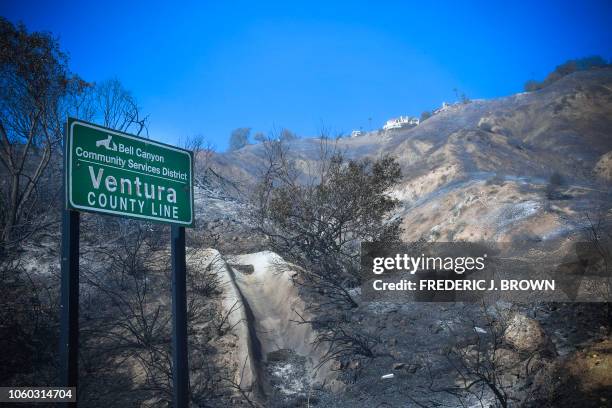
2, 1, 611, 149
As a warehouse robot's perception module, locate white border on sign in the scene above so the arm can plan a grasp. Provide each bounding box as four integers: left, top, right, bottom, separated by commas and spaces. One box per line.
68, 120, 194, 226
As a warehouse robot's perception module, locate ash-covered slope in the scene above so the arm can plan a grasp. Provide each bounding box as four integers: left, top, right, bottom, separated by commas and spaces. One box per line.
212, 69, 611, 179
383, 69, 612, 242
206, 68, 612, 243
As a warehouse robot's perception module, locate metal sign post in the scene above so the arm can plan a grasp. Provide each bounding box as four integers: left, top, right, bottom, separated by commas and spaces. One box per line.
58, 209, 79, 392
59, 118, 194, 407
171, 225, 189, 407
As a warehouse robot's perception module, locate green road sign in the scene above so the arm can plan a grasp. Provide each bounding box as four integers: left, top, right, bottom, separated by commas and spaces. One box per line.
66, 118, 194, 226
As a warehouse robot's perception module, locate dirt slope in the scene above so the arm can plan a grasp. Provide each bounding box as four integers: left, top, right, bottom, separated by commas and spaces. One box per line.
205, 68, 612, 245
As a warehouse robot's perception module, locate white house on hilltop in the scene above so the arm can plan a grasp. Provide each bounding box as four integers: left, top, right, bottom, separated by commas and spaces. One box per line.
383, 116, 419, 131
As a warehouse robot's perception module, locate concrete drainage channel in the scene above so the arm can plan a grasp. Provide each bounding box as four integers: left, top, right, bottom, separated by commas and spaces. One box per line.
224, 262, 270, 400
202, 249, 332, 405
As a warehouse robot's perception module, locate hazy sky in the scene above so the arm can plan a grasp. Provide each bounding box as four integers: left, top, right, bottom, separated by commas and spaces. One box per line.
2, 1, 611, 149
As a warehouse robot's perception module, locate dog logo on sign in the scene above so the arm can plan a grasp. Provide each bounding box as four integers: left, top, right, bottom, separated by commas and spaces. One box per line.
96, 135, 118, 152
